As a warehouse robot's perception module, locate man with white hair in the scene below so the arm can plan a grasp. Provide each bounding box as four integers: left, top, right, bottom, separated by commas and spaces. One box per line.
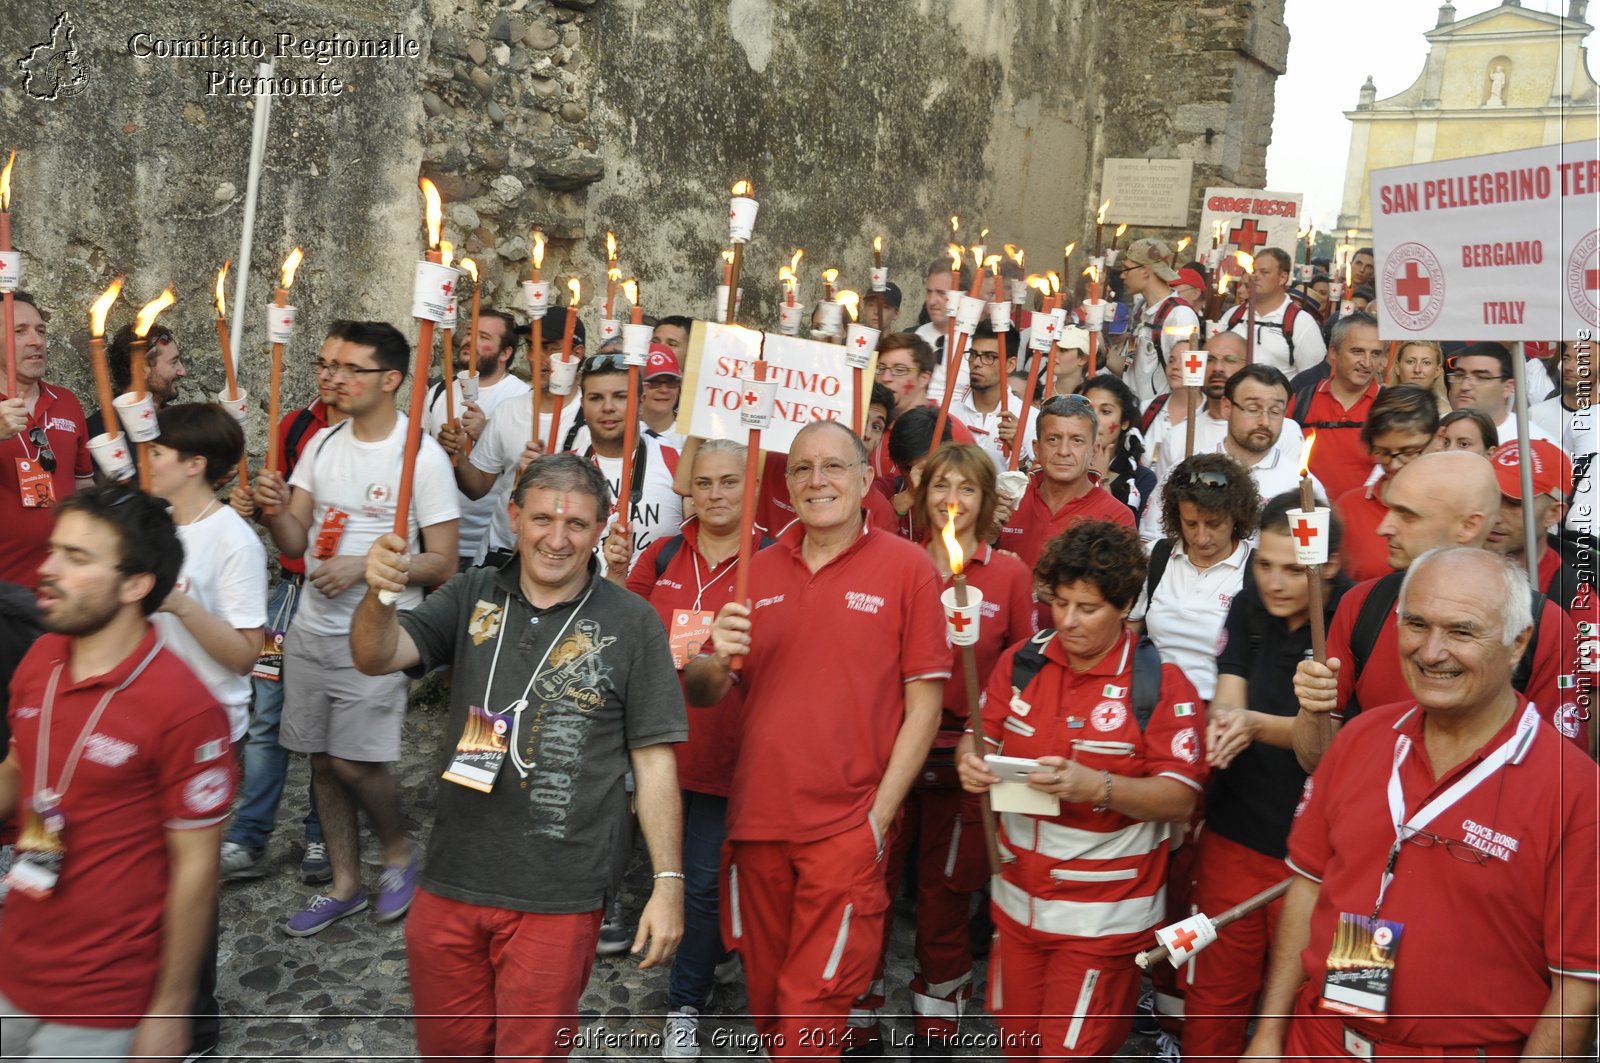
1247, 547, 1598, 1062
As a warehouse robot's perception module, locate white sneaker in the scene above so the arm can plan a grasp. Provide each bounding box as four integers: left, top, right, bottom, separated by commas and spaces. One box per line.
219, 840, 267, 881
663, 1007, 700, 1059
1154, 1030, 1183, 1063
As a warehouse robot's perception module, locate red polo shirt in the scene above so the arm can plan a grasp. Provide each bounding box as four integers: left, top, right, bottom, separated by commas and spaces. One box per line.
1333, 478, 1392, 585
1329, 576, 1586, 750
724, 519, 950, 843
628, 519, 758, 796
932, 544, 1036, 732
0, 628, 235, 1026
1287, 698, 1599, 1048
997, 471, 1135, 571
1296, 379, 1382, 502
0, 382, 93, 587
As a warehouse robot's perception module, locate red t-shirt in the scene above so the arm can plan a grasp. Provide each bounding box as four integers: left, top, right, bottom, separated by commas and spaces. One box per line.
724, 521, 950, 843
981, 630, 1208, 952
1298, 379, 1381, 502
628, 520, 757, 797
1286, 698, 1599, 1047
1328, 576, 1587, 750
273, 402, 333, 576
997, 471, 1135, 572
0, 382, 93, 587
0, 629, 235, 1025
1333, 478, 1392, 585
932, 544, 1036, 732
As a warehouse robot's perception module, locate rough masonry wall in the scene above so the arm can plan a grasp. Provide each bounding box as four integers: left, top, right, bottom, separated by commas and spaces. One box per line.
1, 0, 1281, 458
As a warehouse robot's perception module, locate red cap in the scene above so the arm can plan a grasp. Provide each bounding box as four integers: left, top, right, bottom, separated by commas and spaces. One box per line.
1175, 268, 1206, 292
1491, 439, 1572, 499
644, 344, 682, 380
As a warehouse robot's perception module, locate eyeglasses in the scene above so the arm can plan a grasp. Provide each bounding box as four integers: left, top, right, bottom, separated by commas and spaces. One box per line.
1370, 442, 1428, 463
324, 363, 387, 380
1231, 403, 1286, 419
785, 459, 861, 482
314, 360, 339, 376
875, 364, 918, 379
1398, 825, 1487, 865
1038, 394, 1093, 417
1175, 469, 1231, 489
1452, 370, 1506, 384
28, 427, 56, 473
581, 354, 631, 375
968, 351, 1002, 366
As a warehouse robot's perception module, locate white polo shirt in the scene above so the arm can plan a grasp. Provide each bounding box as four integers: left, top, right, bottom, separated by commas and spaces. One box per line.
956, 390, 1038, 471
465, 395, 582, 559
424, 372, 531, 561
1130, 540, 1252, 700
1223, 296, 1326, 379
1139, 436, 1326, 544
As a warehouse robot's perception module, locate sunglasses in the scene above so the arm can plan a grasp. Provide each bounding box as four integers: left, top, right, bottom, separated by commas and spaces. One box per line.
1174, 469, 1231, 489
28, 427, 56, 474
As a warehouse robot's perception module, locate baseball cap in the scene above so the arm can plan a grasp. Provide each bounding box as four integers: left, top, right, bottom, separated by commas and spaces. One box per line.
1491, 439, 1572, 499
867, 281, 903, 310
1175, 268, 1206, 293
644, 344, 682, 380
1104, 301, 1131, 336
1120, 238, 1180, 283
539, 311, 586, 347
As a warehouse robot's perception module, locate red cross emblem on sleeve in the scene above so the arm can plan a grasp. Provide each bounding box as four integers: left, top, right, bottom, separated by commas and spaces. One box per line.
1396, 261, 1432, 312
946, 610, 971, 634
1170, 926, 1200, 954
1292, 519, 1317, 547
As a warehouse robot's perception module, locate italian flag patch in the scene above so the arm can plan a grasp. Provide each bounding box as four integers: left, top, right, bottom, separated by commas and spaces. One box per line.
1173, 702, 1196, 717
1558, 675, 1577, 689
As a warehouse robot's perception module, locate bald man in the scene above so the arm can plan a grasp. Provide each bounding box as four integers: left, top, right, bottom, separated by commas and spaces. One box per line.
1291, 452, 1585, 768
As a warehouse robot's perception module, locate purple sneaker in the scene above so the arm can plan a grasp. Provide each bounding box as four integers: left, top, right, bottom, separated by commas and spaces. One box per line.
285, 890, 368, 937
374, 848, 418, 923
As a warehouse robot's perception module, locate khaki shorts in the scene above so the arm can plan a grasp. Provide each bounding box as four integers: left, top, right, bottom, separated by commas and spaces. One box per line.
280, 622, 408, 762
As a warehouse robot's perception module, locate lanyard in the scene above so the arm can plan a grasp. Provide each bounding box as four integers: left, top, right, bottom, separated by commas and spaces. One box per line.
478, 585, 596, 779
33, 638, 164, 811
689, 548, 738, 612
1370, 703, 1537, 920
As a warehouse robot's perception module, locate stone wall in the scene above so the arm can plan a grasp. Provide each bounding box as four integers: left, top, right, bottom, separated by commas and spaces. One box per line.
1, 0, 1282, 458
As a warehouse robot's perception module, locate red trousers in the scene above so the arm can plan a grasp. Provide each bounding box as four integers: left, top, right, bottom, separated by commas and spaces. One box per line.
987, 920, 1142, 1061
1183, 831, 1287, 1061
723, 820, 891, 1059
1284, 984, 1525, 1062
406, 887, 602, 1062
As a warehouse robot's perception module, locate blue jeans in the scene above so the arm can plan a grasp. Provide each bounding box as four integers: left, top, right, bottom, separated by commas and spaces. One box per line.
226, 577, 322, 849
667, 790, 728, 1010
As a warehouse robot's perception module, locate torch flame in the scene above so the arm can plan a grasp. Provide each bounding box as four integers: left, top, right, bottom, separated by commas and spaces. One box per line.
566, 277, 582, 306
420, 178, 442, 249
1346, 227, 1356, 242
984, 254, 1001, 272
1234, 250, 1255, 273
133, 287, 175, 339
789, 248, 804, 274
1005, 243, 1023, 266
607, 266, 622, 283
90, 277, 124, 337
621, 278, 638, 306
606, 231, 617, 262
1097, 200, 1110, 224
979, 226, 990, 240
1217, 270, 1231, 295
950, 215, 960, 233
213, 261, 229, 318
1175, 236, 1192, 253
1114, 223, 1128, 239
947, 243, 964, 272
836, 290, 859, 321
778, 265, 796, 286
1298, 429, 1318, 477
821, 267, 839, 285
440, 241, 454, 269
731, 179, 753, 197
722, 249, 735, 265
1063, 241, 1076, 259
461, 258, 479, 282
1047, 270, 1061, 295
1025, 273, 1050, 295
0, 150, 14, 212
532, 228, 546, 269
873, 235, 883, 254
280, 246, 304, 289
941, 502, 964, 574
1297, 225, 1311, 240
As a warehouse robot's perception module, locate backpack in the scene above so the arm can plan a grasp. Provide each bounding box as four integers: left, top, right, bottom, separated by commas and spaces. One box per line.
1144, 295, 1196, 372
1345, 570, 1543, 715
1139, 392, 1171, 435
281, 406, 325, 476
652, 532, 775, 578
1226, 299, 1304, 363
1143, 537, 1255, 611
1009, 630, 1164, 730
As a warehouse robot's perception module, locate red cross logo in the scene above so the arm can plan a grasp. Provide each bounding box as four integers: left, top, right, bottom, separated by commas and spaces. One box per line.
729, 207, 737, 219
1043, 320, 1057, 336
1396, 261, 1432, 312
1229, 219, 1268, 252
1292, 519, 1317, 547
440, 281, 454, 296
1586, 262, 1600, 292
1170, 926, 1200, 954
112, 448, 125, 459
1092, 703, 1122, 730
946, 610, 971, 634
1184, 353, 1204, 375
281, 316, 293, 326
531, 290, 545, 303
140, 408, 153, 420
854, 334, 869, 348
743, 390, 761, 406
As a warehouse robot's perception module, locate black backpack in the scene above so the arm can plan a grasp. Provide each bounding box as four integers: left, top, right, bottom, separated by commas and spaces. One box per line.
1345, 570, 1543, 715
1009, 630, 1165, 730
1288, 379, 1370, 432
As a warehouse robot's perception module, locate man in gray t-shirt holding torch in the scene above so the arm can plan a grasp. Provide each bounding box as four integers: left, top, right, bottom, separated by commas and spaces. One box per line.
351, 454, 686, 1061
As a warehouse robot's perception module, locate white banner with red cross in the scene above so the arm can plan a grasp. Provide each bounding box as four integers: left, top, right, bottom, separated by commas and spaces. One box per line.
1369, 140, 1600, 341
675, 321, 876, 454
1194, 188, 1306, 281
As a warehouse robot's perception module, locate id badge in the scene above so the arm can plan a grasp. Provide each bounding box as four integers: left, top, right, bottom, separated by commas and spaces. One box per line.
1318, 912, 1404, 1022
4, 806, 65, 900
15, 458, 55, 509
311, 507, 350, 561
668, 610, 714, 671
441, 705, 510, 793
252, 628, 285, 682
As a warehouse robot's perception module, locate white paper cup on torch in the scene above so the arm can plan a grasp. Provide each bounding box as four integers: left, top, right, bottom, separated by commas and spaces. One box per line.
995, 471, 1029, 507
869, 266, 888, 292
621, 323, 653, 366
1104, 249, 1120, 268
266, 304, 297, 344
88, 432, 136, 481
600, 318, 621, 343
1010, 278, 1028, 304
1028, 318, 1055, 352
989, 300, 1013, 332
1179, 349, 1207, 388
940, 585, 984, 647
1286, 507, 1331, 565
738, 376, 778, 431
1050, 306, 1070, 336
1339, 299, 1355, 317
113, 392, 160, 442
0, 251, 20, 293
412, 261, 458, 323
215, 388, 250, 424
778, 302, 804, 336
1206, 248, 1222, 271
1081, 299, 1106, 329
523, 280, 551, 320
1327, 281, 1344, 304
1298, 264, 1314, 283
843, 323, 881, 370
713, 286, 744, 324
456, 370, 479, 402
728, 197, 760, 244
1154, 914, 1218, 967
954, 294, 986, 334
815, 300, 844, 337
548, 354, 581, 397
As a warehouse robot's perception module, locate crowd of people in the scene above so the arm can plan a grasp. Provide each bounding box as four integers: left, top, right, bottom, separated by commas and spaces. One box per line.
0, 228, 1594, 1063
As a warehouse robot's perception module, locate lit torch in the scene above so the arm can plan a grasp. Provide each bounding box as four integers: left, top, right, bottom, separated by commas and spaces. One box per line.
130, 286, 175, 490
529, 228, 548, 445
387, 178, 444, 545
1095, 200, 1110, 256
262, 246, 303, 499
0, 150, 15, 394
604, 230, 618, 318
546, 278, 582, 455
1296, 430, 1328, 663
88, 277, 124, 438
1235, 250, 1257, 365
